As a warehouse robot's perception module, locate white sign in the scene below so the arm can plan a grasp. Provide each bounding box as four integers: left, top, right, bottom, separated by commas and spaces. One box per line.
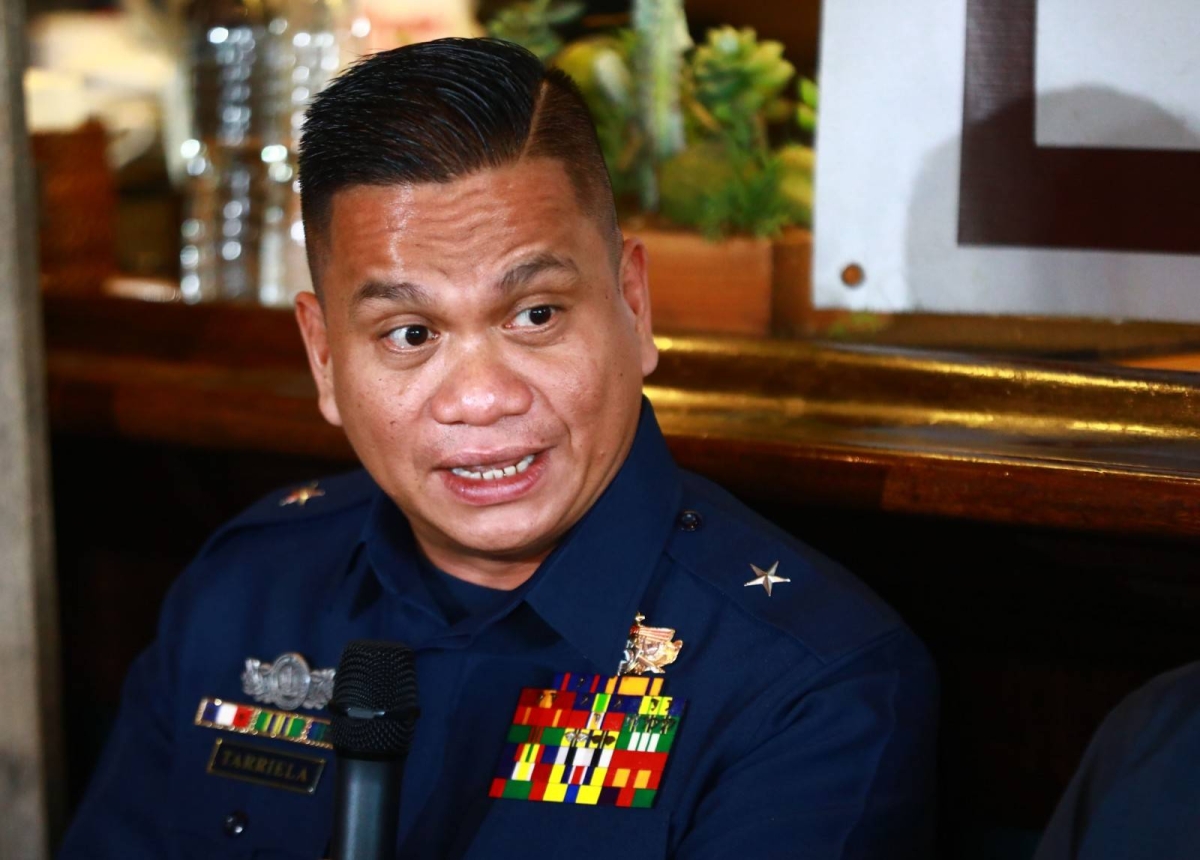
812, 0, 1200, 321
1036, 0, 1200, 151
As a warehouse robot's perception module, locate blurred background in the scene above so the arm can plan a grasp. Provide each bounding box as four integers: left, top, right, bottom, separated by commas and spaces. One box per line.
24, 0, 824, 325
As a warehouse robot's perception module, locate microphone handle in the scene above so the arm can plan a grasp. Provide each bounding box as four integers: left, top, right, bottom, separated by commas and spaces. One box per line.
331, 755, 406, 860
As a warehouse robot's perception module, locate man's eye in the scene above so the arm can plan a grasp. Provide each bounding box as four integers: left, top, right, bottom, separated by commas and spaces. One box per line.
512, 306, 556, 328
385, 325, 436, 348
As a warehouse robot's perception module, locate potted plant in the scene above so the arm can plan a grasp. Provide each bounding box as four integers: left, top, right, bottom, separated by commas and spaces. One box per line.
487, 0, 817, 336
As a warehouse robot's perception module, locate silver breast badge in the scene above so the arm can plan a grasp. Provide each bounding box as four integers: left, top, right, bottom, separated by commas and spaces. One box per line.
241, 652, 335, 711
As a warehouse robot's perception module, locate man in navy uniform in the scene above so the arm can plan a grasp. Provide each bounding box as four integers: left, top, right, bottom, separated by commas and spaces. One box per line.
60, 38, 938, 859
1034, 661, 1200, 860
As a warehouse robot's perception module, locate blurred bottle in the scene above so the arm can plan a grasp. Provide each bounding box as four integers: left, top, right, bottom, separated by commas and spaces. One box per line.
179, 0, 361, 305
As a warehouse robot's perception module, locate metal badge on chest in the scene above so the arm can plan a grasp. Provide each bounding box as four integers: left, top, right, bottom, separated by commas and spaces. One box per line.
490, 614, 688, 809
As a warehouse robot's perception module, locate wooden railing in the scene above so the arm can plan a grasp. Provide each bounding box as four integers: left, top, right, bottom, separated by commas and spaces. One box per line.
44, 293, 1200, 539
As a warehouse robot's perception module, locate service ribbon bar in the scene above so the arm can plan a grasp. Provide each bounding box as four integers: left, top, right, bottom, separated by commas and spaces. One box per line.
489, 673, 687, 809
194, 697, 332, 750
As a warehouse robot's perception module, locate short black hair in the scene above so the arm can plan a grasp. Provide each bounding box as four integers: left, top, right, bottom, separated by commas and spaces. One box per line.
298, 38, 620, 291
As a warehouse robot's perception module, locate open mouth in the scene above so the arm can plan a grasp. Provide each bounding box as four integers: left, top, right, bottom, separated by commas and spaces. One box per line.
449, 453, 537, 482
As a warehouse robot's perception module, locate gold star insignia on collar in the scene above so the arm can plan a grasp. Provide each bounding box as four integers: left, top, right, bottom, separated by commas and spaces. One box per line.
280, 483, 325, 507
744, 561, 790, 597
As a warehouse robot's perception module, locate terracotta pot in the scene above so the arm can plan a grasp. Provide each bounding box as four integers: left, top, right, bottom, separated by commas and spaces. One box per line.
629, 224, 812, 338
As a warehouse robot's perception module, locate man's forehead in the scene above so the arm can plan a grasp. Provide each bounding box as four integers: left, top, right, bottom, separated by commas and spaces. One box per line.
327, 159, 582, 229
315, 169, 609, 311
323, 163, 598, 276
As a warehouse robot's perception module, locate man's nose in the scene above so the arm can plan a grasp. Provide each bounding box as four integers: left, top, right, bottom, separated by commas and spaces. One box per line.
430, 341, 533, 426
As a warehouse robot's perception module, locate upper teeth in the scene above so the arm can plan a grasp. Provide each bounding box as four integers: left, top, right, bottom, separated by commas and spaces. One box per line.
451, 454, 536, 481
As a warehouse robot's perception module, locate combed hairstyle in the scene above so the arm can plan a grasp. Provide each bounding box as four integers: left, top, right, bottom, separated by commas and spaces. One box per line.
298, 38, 621, 293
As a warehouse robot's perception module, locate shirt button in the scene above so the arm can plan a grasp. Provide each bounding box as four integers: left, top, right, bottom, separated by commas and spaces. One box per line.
224, 811, 249, 837
676, 509, 703, 531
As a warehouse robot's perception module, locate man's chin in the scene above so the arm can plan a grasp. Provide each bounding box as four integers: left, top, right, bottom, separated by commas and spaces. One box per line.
448, 523, 559, 564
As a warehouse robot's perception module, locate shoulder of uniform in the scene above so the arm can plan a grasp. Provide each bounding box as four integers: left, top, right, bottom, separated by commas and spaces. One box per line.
199, 468, 378, 555
665, 471, 905, 664
1135, 661, 1200, 712
1099, 661, 1200, 757
154, 470, 377, 650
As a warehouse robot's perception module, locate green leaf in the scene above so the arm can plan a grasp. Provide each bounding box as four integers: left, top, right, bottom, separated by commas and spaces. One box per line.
799, 77, 819, 110
796, 104, 817, 135
659, 142, 795, 239
689, 25, 795, 153
545, 1, 586, 25
484, 0, 583, 62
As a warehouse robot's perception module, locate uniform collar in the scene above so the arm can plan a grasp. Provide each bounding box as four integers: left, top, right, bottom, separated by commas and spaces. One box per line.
351, 399, 681, 666
358, 487, 440, 622
522, 400, 682, 672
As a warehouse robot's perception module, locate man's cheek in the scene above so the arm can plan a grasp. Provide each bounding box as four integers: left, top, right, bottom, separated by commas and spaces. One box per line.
534, 348, 601, 397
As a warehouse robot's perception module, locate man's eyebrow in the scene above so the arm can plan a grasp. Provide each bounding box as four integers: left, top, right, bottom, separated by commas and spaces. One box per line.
349, 254, 577, 309
351, 280, 432, 310
498, 253, 579, 294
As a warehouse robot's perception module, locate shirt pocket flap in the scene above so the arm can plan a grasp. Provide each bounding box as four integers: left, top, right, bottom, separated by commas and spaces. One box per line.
167, 726, 334, 858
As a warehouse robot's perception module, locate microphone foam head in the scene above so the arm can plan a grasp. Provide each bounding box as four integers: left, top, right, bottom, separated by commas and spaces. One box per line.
329, 640, 419, 759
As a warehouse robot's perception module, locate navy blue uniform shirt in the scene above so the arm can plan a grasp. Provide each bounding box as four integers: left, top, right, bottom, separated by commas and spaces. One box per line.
60, 403, 938, 859
1035, 660, 1200, 860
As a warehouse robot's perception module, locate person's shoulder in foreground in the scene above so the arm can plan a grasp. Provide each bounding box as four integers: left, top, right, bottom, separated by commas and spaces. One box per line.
1034, 660, 1200, 860
59, 35, 937, 860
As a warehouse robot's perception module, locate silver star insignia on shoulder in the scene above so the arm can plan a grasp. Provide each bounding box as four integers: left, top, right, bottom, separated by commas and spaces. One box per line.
744, 561, 790, 597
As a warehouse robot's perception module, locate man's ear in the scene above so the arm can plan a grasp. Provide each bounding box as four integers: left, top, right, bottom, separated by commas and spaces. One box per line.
618, 236, 658, 378
294, 292, 344, 427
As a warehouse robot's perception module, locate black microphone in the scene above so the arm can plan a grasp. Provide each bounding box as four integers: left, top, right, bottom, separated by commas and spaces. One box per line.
329, 640, 420, 860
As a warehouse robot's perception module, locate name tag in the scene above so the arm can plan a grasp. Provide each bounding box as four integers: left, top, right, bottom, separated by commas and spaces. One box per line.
206, 738, 326, 794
